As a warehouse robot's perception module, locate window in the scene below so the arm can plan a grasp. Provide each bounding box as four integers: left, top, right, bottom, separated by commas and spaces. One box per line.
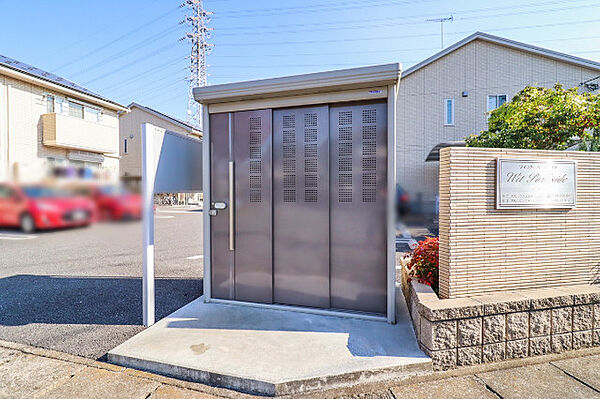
487, 94, 507, 112
123, 138, 128, 154
444, 98, 454, 126
84, 106, 101, 123
46, 95, 55, 113
0, 185, 15, 199
69, 101, 84, 119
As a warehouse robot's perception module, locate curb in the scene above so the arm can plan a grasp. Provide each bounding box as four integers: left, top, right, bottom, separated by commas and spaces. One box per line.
2, 339, 600, 398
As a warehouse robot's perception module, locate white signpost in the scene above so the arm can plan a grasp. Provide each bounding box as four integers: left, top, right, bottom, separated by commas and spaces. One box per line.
496, 158, 576, 209
142, 123, 202, 326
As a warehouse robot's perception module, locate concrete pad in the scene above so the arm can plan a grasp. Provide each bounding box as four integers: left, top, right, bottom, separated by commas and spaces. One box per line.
39, 367, 160, 399
391, 376, 497, 399
108, 294, 430, 396
477, 363, 600, 399
552, 354, 600, 391
0, 352, 84, 398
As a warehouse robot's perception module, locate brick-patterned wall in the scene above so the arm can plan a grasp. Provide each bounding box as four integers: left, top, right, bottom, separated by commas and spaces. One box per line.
439, 147, 600, 299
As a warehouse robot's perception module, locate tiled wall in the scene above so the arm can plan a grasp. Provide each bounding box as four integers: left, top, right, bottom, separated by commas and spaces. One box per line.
439, 147, 600, 299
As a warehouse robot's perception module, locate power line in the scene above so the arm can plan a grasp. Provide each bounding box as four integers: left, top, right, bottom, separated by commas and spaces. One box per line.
209, 0, 595, 36
210, 0, 585, 31
53, 5, 181, 72
211, 17, 600, 46
67, 25, 184, 79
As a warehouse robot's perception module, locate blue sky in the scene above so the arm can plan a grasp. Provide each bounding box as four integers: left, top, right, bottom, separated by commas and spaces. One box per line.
0, 0, 599, 121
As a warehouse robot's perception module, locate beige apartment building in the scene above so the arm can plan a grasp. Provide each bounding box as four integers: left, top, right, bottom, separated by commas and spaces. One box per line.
119, 102, 201, 190
0, 55, 128, 182
397, 32, 600, 213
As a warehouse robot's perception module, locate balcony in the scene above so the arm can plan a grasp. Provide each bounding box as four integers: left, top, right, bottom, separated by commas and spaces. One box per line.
42, 113, 118, 154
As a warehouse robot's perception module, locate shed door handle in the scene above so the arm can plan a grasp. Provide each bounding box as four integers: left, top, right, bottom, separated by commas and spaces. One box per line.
229, 161, 235, 251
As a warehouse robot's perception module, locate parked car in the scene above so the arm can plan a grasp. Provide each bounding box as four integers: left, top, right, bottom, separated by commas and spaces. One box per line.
69, 183, 142, 221
396, 185, 410, 217
0, 183, 95, 233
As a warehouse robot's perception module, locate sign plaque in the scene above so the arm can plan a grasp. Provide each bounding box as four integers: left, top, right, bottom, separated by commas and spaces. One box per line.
496, 159, 576, 209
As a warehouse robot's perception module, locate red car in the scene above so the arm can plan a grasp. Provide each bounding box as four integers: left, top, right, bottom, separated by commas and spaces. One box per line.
0, 183, 95, 233
70, 184, 142, 221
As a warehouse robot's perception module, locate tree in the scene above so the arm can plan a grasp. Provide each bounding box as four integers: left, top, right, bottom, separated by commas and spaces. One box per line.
465, 84, 600, 150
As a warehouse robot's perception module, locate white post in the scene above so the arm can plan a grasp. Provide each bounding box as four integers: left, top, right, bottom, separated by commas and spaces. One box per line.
141, 123, 155, 326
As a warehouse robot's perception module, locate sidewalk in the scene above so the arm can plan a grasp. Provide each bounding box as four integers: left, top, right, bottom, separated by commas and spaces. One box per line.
2, 339, 600, 398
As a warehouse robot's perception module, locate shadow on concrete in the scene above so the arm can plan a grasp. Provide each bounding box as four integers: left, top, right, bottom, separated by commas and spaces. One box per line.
162, 297, 421, 359
0, 274, 203, 326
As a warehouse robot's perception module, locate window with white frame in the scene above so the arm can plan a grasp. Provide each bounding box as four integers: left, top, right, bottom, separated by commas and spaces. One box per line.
444, 98, 454, 126
69, 101, 84, 119
487, 94, 507, 112
46, 95, 55, 113
84, 106, 101, 123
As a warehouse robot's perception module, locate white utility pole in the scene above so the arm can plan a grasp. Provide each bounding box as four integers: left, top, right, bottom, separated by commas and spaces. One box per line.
426, 15, 453, 49
182, 0, 213, 131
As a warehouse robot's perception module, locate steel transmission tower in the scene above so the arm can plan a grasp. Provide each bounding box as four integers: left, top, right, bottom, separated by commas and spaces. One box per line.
182, 0, 213, 130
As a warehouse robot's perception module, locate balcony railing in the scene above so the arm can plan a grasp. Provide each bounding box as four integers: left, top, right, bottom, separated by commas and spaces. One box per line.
42, 113, 118, 154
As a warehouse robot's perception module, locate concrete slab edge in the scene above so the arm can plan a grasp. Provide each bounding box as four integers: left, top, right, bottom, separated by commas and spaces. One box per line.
107, 352, 277, 396
4, 339, 600, 398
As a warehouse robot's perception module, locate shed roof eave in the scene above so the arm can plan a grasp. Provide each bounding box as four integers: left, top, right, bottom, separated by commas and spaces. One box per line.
193, 63, 402, 105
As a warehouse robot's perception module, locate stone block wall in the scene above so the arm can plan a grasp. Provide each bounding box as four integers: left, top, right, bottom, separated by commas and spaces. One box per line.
405, 278, 600, 370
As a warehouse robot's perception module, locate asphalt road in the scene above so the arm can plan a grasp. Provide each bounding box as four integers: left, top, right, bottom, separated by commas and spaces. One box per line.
0, 207, 204, 359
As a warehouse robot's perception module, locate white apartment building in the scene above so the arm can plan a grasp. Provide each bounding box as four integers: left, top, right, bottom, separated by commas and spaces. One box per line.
0, 55, 128, 182
397, 32, 600, 213
119, 102, 201, 189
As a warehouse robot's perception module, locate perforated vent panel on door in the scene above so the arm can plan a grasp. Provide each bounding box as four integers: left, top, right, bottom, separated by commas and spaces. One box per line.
273, 106, 330, 308
330, 102, 387, 314
233, 109, 273, 304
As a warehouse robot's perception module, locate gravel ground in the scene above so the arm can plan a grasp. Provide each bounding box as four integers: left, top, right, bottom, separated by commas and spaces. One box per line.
0, 207, 203, 359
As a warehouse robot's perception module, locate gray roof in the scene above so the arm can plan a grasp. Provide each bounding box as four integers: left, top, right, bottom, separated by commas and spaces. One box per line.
128, 102, 202, 134
0, 54, 127, 110
403, 32, 600, 78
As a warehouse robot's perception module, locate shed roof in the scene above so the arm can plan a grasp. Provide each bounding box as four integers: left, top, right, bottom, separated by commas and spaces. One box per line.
194, 63, 402, 105
403, 32, 600, 78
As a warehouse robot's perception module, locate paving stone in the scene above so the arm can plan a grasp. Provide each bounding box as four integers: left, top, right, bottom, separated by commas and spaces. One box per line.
477, 363, 600, 399
552, 307, 573, 334
551, 333, 572, 353
150, 385, 218, 398
457, 346, 481, 366
40, 367, 160, 399
530, 310, 551, 337
457, 318, 482, 347
483, 314, 505, 344
552, 354, 600, 392
594, 304, 600, 328
0, 347, 21, 366
594, 330, 600, 346
507, 312, 529, 340
390, 376, 497, 399
482, 343, 505, 363
573, 330, 593, 350
530, 336, 551, 356
573, 305, 593, 331
421, 319, 457, 350
506, 339, 528, 359
0, 353, 85, 398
